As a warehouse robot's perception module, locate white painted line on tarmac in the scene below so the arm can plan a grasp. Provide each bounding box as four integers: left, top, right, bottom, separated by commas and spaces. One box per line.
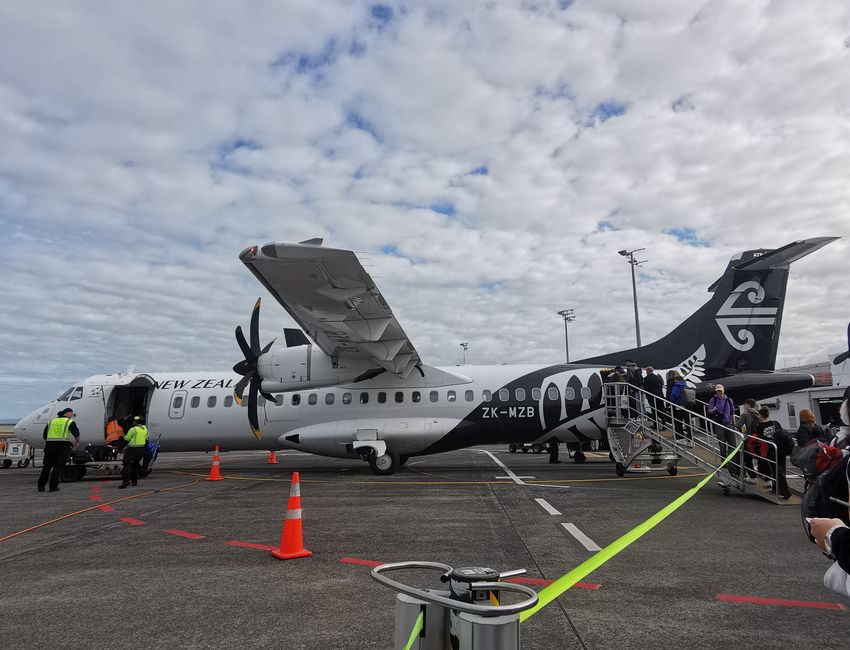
534, 498, 561, 515
477, 450, 527, 486
496, 475, 536, 480
561, 523, 602, 551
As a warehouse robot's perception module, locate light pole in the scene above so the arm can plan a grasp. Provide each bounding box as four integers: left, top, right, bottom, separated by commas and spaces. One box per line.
460, 342, 468, 364
557, 309, 576, 362
618, 248, 646, 347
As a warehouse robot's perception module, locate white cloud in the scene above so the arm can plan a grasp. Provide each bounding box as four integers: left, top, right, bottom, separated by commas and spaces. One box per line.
1, 1, 849, 417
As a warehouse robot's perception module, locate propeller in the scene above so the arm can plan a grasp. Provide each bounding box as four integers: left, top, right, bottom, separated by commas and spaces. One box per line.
233, 298, 276, 440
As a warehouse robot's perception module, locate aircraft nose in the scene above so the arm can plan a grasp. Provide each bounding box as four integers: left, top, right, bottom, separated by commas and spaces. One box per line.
14, 414, 36, 444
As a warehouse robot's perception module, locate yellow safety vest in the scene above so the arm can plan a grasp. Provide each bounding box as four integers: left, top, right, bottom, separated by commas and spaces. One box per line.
46, 417, 73, 442
124, 425, 148, 447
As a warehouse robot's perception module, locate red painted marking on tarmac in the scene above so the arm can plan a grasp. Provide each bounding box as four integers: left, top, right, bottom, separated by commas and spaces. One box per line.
339, 557, 383, 567
716, 594, 846, 611
165, 529, 204, 540
225, 541, 278, 551
90, 486, 101, 492
98, 505, 115, 513
504, 576, 601, 591
98, 480, 111, 485
119, 517, 145, 526
89, 495, 103, 502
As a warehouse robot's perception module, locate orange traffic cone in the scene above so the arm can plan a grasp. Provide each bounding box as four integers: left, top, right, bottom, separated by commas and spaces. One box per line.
207, 445, 223, 481
267, 451, 278, 465
271, 472, 312, 560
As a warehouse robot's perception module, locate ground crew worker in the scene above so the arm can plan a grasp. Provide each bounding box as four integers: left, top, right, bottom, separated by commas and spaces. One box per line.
105, 417, 124, 445
547, 439, 561, 464
120, 416, 148, 489
38, 408, 80, 492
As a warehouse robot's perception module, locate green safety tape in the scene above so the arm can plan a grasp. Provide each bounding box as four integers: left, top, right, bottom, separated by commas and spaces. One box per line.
520, 441, 744, 622
403, 611, 424, 650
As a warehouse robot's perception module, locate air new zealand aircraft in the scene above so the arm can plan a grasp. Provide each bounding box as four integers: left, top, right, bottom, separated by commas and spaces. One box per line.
14, 237, 836, 474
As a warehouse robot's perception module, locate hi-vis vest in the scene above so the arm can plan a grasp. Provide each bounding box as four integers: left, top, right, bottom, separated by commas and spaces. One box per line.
46, 417, 73, 442
124, 425, 148, 447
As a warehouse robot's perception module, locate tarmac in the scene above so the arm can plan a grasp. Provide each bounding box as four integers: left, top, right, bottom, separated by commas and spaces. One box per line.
0, 446, 845, 649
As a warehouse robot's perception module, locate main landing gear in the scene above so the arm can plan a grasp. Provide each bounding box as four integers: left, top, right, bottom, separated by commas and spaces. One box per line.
362, 449, 400, 476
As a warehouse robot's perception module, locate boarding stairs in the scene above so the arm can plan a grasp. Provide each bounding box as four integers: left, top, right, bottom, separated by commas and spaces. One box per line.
605, 382, 801, 505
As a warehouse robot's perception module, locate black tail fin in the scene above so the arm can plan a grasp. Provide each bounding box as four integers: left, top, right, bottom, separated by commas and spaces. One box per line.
577, 237, 837, 371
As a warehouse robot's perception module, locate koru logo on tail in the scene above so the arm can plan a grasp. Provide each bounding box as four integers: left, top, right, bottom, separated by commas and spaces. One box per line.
715, 281, 778, 351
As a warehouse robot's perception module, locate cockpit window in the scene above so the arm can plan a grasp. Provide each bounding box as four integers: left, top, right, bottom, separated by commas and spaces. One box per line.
56, 387, 74, 401
69, 387, 84, 401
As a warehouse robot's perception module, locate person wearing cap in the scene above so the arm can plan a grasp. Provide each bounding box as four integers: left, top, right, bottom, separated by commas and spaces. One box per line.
38, 407, 81, 492
120, 415, 148, 489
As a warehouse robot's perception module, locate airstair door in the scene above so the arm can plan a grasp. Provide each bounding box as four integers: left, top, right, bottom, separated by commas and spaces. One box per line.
169, 390, 188, 419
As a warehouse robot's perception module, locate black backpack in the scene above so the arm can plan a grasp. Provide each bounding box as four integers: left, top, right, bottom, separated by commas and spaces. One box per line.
801, 455, 850, 543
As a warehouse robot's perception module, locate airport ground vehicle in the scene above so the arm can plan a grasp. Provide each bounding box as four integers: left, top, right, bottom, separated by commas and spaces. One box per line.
0, 438, 33, 468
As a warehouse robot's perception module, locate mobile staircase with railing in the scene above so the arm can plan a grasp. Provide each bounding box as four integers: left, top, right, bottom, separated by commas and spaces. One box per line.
604, 382, 800, 505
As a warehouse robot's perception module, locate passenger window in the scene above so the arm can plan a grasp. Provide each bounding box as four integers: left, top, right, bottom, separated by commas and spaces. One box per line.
447, 390, 457, 402
430, 391, 439, 403
532, 388, 541, 400
395, 392, 404, 403
57, 387, 74, 401
465, 390, 474, 402
547, 387, 558, 400
70, 387, 83, 401
224, 396, 233, 407
173, 396, 184, 409
515, 388, 526, 401
580, 387, 591, 399
360, 392, 369, 404
325, 393, 335, 405
190, 396, 200, 408
378, 392, 387, 404
564, 388, 575, 400
482, 390, 492, 402
207, 396, 217, 408
412, 391, 421, 403
498, 388, 509, 402
343, 393, 352, 405
308, 394, 317, 405
292, 394, 301, 406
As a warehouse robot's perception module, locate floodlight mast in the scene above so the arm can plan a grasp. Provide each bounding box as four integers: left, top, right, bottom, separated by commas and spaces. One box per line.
459, 342, 468, 365
556, 309, 576, 362
618, 248, 646, 347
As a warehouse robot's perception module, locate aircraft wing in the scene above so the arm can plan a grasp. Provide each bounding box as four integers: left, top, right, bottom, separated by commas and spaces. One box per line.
239, 239, 421, 377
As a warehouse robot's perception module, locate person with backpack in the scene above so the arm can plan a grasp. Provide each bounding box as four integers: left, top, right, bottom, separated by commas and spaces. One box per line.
796, 409, 831, 448
806, 455, 850, 597
736, 398, 759, 484
668, 372, 692, 445
753, 407, 794, 499
708, 385, 738, 482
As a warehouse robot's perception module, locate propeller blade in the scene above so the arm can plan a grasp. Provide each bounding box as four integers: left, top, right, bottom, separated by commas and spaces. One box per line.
232, 360, 250, 375
249, 297, 262, 357
261, 338, 277, 355
235, 325, 253, 362
260, 390, 276, 402
247, 381, 262, 440
233, 374, 251, 406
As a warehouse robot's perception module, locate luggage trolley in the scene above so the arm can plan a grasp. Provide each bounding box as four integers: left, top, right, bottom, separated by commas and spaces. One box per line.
608, 420, 680, 477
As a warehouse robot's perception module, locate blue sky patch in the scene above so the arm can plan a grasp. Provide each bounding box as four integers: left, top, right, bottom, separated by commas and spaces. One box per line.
271, 39, 340, 76
218, 138, 262, 157
370, 4, 394, 27
467, 165, 489, 176
664, 227, 711, 247
597, 220, 620, 232
480, 280, 506, 290
592, 102, 627, 122
345, 110, 382, 142
430, 201, 455, 217
672, 94, 695, 112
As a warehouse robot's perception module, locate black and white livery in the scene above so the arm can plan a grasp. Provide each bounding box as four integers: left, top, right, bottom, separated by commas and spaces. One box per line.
15, 237, 836, 474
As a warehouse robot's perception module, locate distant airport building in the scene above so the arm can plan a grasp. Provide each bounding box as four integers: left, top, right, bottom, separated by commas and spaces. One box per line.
764, 355, 849, 430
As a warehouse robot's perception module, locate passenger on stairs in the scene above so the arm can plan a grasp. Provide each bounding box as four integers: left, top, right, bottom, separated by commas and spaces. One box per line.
643, 366, 664, 428
668, 372, 692, 446
708, 385, 738, 481
753, 407, 793, 499
736, 399, 759, 484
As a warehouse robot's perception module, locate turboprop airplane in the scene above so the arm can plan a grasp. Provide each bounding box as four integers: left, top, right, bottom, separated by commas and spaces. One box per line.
14, 236, 836, 474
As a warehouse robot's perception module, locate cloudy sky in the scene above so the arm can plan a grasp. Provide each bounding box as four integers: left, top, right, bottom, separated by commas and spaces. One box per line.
1, 1, 848, 419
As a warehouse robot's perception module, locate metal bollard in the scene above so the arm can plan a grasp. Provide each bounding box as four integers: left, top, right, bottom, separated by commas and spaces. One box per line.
371, 561, 538, 650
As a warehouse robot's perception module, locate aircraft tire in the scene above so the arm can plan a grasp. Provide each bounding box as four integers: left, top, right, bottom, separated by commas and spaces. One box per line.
60, 465, 86, 483
369, 451, 399, 475
573, 451, 587, 464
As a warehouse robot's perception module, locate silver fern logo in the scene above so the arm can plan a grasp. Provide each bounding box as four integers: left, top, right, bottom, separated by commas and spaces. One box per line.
715, 281, 778, 351
677, 345, 706, 388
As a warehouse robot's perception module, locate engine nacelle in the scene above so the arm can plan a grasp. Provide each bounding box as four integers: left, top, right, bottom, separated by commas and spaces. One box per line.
257, 345, 376, 392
